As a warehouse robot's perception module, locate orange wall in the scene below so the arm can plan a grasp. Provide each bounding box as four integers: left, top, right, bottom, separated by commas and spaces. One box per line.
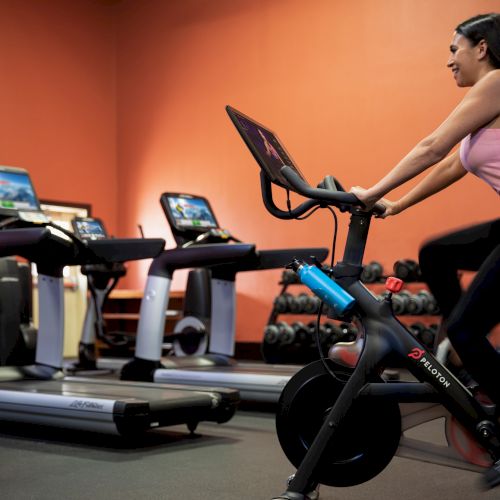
0, 0, 118, 233
4, 1, 497, 344
115, 0, 499, 342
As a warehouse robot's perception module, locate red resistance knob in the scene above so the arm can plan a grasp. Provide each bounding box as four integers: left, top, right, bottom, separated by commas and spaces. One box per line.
385, 277, 404, 293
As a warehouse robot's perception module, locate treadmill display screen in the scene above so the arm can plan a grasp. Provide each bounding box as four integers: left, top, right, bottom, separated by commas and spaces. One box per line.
226, 106, 307, 190
0, 170, 39, 211
73, 218, 107, 240
166, 196, 217, 230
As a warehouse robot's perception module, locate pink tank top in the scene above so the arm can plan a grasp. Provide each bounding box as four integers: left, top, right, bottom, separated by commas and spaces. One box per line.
459, 128, 500, 195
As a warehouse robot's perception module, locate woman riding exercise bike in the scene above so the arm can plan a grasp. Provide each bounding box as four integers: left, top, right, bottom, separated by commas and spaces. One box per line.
351, 13, 500, 411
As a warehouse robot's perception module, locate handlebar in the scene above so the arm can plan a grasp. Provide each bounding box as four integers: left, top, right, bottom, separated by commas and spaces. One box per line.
282, 166, 386, 216
260, 168, 386, 219
260, 172, 318, 219
281, 166, 360, 207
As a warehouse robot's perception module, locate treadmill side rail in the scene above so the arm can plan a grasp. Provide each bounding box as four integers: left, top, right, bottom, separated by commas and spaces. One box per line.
0, 389, 146, 435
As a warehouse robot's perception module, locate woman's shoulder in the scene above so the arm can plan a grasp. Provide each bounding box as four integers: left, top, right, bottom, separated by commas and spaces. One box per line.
478, 69, 500, 89
468, 70, 500, 102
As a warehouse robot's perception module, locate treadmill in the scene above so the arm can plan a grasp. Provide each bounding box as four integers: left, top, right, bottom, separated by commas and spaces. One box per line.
121, 193, 329, 402
0, 166, 240, 435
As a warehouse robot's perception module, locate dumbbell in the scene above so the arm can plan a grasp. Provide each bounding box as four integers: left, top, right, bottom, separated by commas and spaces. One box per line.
262, 321, 296, 364
422, 291, 440, 315
406, 291, 428, 315
263, 321, 295, 345
290, 321, 312, 345
273, 292, 294, 314
281, 269, 300, 285
361, 261, 384, 283
337, 322, 358, 342
283, 293, 321, 315
270, 324, 305, 364
307, 321, 332, 346
279, 322, 296, 345
303, 295, 320, 314
408, 322, 437, 349
393, 259, 422, 282
309, 321, 350, 363
287, 293, 308, 314
320, 322, 337, 347
406, 290, 440, 315
263, 323, 281, 345
392, 290, 412, 315
277, 321, 313, 363
322, 322, 345, 345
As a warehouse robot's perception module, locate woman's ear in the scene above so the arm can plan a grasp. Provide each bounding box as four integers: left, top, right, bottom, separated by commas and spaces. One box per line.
477, 38, 489, 61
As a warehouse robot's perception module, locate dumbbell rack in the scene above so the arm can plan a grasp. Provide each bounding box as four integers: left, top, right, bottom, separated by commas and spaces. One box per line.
262, 270, 358, 365
356, 259, 443, 351
370, 282, 441, 349
262, 264, 443, 365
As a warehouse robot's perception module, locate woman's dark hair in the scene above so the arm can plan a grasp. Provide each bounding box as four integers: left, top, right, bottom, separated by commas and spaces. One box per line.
456, 13, 500, 68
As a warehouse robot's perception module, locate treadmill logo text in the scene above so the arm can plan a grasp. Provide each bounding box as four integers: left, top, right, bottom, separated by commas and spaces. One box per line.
69, 400, 104, 410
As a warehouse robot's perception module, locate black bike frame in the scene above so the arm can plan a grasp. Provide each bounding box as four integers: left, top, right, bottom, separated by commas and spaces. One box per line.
260, 173, 500, 495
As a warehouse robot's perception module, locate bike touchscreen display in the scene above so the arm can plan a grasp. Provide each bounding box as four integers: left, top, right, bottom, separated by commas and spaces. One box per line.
226, 106, 307, 190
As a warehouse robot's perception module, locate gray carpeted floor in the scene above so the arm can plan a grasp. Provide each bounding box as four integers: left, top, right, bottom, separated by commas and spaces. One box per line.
0, 409, 498, 500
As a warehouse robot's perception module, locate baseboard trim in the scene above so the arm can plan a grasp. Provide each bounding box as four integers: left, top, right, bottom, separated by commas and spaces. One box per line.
234, 342, 262, 361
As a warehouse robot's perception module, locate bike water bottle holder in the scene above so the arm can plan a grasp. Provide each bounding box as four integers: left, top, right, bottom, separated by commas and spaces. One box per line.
287, 259, 356, 319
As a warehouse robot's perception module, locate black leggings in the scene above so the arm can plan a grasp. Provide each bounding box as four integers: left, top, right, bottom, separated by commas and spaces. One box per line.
419, 219, 500, 405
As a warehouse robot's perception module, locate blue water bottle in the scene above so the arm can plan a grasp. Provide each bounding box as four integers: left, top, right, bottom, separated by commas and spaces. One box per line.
290, 259, 355, 316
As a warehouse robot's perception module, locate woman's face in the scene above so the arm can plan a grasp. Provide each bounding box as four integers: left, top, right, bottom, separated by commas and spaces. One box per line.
447, 32, 478, 87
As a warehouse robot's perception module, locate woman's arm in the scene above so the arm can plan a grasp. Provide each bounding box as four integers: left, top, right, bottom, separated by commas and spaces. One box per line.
355, 70, 500, 205
376, 150, 467, 217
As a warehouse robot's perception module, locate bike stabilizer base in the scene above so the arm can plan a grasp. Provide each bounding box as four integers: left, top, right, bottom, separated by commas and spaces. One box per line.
484, 459, 500, 489
272, 488, 319, 500
272, 489, 319, 500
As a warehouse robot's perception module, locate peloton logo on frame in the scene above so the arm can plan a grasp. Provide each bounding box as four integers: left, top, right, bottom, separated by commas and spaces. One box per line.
408, 348, 425, 360
408, 348, 451, 389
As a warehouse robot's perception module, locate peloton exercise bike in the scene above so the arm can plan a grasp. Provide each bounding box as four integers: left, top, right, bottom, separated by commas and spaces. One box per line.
226, 105, 500, 498
0, 165, 239, 436
121, 193, 329, 402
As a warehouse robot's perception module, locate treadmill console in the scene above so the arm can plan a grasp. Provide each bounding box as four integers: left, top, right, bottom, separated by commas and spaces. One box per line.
161, 193, 218, 231
161, 193, 229, 247
72, 217, 108, 241
0, 166, 50, 224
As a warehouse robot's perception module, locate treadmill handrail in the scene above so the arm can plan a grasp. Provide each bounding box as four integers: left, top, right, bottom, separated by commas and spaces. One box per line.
148, 243, 257, 278
0, 228, 166, 276
209, 247, 329, 280
0, 228, 52, 256
86, 238, 165, 263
